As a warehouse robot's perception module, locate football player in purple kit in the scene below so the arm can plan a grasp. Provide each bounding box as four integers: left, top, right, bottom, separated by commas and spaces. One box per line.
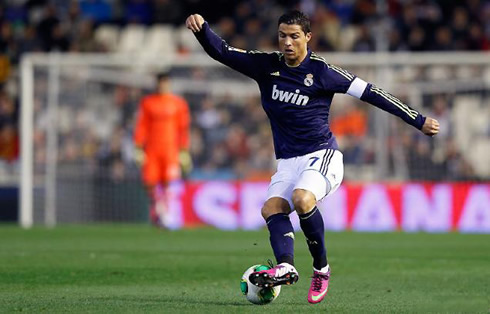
186, 10, 439, 304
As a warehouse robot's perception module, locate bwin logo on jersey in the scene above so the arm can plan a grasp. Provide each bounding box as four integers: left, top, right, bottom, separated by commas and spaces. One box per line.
272, 85, 309, 106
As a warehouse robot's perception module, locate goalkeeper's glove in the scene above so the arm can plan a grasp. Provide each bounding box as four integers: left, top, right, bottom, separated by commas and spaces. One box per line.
179, 150, 193, 178
133, 145, 145, 167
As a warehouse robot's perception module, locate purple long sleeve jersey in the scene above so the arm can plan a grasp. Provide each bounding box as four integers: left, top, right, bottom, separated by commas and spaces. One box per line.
194, 22, 426, 159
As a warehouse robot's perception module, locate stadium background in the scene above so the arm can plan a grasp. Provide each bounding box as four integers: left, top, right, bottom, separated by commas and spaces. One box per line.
0, 1, 489, 312
0, 0, 488, 231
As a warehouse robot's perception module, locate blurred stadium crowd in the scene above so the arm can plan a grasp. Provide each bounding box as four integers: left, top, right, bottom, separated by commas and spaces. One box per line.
0, 0, 489, 182
1, 0, 489, 56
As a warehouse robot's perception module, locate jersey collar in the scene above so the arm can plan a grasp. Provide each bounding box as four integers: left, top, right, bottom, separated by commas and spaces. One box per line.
282, 49, 312, 68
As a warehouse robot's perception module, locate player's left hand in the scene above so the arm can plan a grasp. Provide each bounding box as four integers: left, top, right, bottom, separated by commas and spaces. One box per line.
179, 150, 193, 178
133, 145, 145, 167
421, 117, 440, 136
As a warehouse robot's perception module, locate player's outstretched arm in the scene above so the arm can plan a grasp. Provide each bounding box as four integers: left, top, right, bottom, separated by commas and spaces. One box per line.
421, 117, 439, 136
345, 77, 433, 134
185, 14, 263, 80
318, 61, 435, 135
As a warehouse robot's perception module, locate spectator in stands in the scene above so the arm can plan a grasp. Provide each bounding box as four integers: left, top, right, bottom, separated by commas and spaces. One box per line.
407, 137, 436, 181
467, 23, 489, 50
216, 17, 237, 43
66, 1, 82, 28
124, 0, 151, 25
70, 19, 100, 52
37, 4, 60, 51
98, 126, 126, 181
407, 26, 426, 51
396, 4, 418, 44
350, 0, 376, 25
428, 95, 451, 141
0, 20, 18, 63
388, 29, 406, 51
330, 102, 367, 165
352, 24, 375, 52
431, 26, 454, 51
0, 89, 18, 162
17, 25, 42, 57
233, 2, 253, 35
325, 0, 354, 26
451, 6, 470, 50
308, 6, 336, 51
151, 0, 183, 25
114, 85, 138, 129
47, 22, 70, 52
0, 123, 18, 162
1, 0, 489, 61
224, 123, 250, 172
243, 17, 262, 48
441, 139, 477, 181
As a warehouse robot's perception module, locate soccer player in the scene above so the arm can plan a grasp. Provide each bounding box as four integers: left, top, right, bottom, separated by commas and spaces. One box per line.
186, 11, 439, 303
133, 72, 192, 227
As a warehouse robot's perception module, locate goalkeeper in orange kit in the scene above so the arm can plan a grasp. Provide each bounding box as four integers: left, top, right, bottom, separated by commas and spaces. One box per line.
133, 71, 192, 227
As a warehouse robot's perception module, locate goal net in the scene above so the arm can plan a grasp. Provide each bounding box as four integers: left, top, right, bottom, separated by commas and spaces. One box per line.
20, 52, 490, 227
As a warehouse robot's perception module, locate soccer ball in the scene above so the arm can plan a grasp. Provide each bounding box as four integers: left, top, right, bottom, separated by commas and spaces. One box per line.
240, 264, 281, 305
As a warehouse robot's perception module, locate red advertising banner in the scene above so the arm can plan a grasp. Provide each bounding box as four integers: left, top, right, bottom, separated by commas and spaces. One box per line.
161, 182, 489, 233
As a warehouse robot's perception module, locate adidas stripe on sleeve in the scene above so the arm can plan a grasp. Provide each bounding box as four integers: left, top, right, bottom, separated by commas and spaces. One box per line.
312, 53, 355, 93
315, 56, 426, 130
194, 22, 266, 80
352, 80, 426, 130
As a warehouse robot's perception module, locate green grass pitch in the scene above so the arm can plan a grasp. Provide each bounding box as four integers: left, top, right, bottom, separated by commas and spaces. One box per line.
0, 225, 488, 313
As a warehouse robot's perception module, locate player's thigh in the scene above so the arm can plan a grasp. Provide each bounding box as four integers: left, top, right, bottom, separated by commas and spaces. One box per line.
142, 154, 160, 186
265, 159, 297, 213
295, 149, 344, 202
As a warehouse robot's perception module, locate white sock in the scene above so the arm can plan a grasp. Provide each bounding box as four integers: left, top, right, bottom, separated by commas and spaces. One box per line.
314, 264, 330, 274
279, 262, 297, 271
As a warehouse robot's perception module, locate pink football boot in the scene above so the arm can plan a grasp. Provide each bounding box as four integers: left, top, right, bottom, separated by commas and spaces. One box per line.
249, 262, 299, 288
307, 267, 330, 304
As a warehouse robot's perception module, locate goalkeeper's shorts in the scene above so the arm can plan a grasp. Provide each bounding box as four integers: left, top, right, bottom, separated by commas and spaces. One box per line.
142, 153, 180, 185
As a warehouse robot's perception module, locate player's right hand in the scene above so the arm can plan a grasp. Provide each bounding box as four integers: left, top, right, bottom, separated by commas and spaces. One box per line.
133, 146, 145, 167
421, 117, 440, 136
186, 14, 204, 32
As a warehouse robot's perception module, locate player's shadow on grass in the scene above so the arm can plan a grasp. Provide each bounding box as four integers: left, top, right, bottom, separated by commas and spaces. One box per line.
93, 295, 313, 308
93, 295, 252, 307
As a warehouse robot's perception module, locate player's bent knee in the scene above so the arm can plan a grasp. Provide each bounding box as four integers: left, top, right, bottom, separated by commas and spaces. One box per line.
292, 189, 316, 215
261, 197, 291, 220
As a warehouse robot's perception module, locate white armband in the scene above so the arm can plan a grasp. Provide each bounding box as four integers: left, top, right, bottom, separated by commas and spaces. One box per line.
346, 77, 368, 99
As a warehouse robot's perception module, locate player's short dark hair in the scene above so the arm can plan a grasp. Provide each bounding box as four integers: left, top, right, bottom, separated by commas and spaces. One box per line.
156, 71, 170, 81
278, 10, 311, 34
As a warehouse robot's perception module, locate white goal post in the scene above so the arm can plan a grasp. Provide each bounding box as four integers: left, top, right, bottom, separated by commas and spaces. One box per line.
19, 52, 490, 228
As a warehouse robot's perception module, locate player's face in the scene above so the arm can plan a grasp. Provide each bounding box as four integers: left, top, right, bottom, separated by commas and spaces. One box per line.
158, 78, 170, 94
278, 23, 311, 66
